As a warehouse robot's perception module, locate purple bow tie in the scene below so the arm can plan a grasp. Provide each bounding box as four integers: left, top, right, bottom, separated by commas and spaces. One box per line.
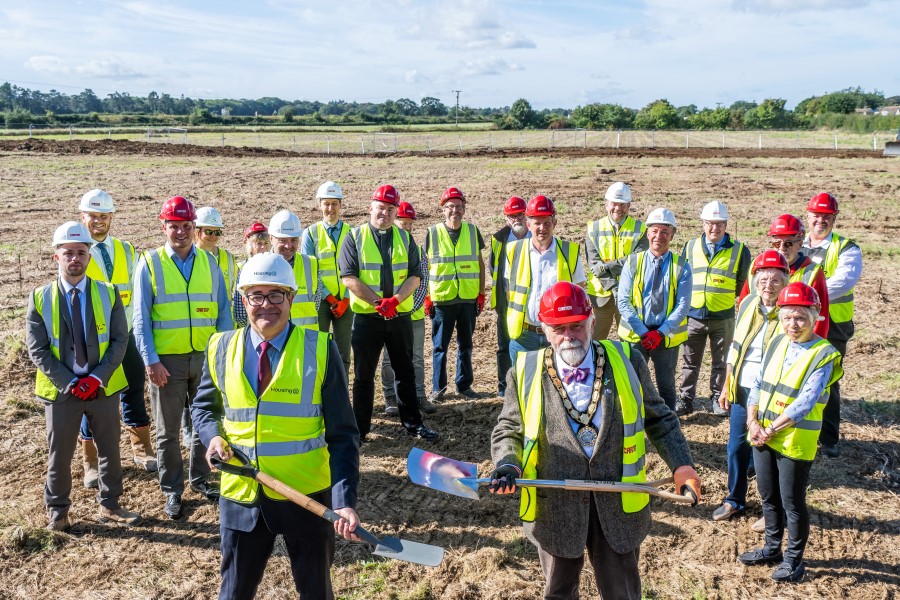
562, 367, 590, 385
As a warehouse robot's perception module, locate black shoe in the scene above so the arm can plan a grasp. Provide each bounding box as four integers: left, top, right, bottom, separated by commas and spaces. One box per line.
191, 481, 220, 502
771, 560, 805, 583
165, 494, 183, 519
675, 398, 694, 416
746, 465, 756, 480
738, 547, 783, 566
405, 424, 439, 439
458, 388, 479, 399
711, 399, 728, 416
820, 443, 841, 458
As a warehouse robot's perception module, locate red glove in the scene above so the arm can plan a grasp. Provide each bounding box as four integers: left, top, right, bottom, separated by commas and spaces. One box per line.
325, 294, 339, 309
375, 296, 400, 319
333, 297, 350, 318
640, 330, 663, 351
424, 296, 435, 319
476, 293, 486, 317
73, 376, 101, 401
674, 465, 701, 506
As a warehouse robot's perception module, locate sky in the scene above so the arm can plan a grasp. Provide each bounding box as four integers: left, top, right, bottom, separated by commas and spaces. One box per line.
1, 0, 897, 110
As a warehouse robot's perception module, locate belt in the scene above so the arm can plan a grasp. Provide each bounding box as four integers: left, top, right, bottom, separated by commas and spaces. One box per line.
523, 322, 543, 333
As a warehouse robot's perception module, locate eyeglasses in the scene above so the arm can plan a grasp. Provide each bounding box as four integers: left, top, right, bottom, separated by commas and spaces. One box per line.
771, 239, 798, 249
245, 291, 287, 306
203, 229, 223, 236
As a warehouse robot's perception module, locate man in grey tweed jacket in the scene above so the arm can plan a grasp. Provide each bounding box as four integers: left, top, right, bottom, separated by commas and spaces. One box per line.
491, 281, 700, 599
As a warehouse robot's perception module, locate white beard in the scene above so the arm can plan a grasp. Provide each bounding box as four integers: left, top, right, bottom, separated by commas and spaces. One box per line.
511, 223, 527, 237
557, 339, 589, 367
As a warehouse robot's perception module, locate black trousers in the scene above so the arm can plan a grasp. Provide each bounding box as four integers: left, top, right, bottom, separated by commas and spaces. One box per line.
753, 445, 813, 565
351, 313, 422, 435
820, 332, 849, 447
496, 307, 512, 396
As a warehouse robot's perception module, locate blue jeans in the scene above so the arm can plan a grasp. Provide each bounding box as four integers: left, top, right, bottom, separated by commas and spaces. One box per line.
725, 386, 753, 510
431, 302, 476, 393
509, 328, 550, 366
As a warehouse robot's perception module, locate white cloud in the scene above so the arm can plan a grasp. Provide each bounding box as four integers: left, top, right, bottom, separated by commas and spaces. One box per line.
404, 70, 429, 84
25, 56, 145, 78
732, 0, 870, 13
404, 0, 536, 51
458, 56, 522, 78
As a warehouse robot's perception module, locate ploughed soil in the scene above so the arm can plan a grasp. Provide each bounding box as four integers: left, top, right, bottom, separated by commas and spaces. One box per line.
0, 142, 897, 599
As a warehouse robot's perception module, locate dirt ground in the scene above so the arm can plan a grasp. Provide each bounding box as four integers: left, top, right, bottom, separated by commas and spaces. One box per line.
0, 141, 898, 599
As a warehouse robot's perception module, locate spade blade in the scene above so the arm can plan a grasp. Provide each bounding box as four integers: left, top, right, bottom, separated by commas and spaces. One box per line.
406, 447, 481, 499
373, 535, 445, 567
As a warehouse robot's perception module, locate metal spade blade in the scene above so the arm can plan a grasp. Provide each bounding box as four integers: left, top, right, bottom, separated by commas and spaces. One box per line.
407, 447, 483, 499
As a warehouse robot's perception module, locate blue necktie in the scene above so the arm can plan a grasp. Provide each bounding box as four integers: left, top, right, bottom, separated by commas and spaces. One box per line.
97, 243, 113, 280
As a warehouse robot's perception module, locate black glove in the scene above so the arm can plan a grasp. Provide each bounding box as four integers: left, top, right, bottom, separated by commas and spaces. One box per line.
489, 465, 519, 494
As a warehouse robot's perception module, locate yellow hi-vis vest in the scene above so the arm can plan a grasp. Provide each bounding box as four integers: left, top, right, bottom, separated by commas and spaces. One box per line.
617, 252, 689, 347
207, 326, 331, 504
516, 341, 648, 521
820, 233, 855, 323
85, 237, 135, 307
309, 221, 350, 299
146, 247, 220, 355
685, 237, 745, 313
490, 235, 505, 309
724, 296, 781, 405
505, 238, 581, 340
585, 216, 645, 298
411, 246, 425, 321
33, 279, 128, 400
215, 247, 237, 295
426, 222, 481, 302
289, 253, 319, 329
348, 225, 414, 315
756, 334, 843, 461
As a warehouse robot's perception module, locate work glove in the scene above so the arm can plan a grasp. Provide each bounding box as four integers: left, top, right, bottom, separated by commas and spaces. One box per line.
334, 297, 350, 318
424, 296, 435, 319
73, 376, 101, 401
489, 464, 520, 495
674, 465, 701, 506
476, 293, 486, 317
375, 296, 400, 319
640, 330, 663, 351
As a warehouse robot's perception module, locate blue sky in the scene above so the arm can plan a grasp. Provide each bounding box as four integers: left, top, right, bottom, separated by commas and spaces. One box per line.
1, 0, 896, 110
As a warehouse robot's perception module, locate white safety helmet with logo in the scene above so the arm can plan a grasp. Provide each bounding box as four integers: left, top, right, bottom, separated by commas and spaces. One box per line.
268, 210, 302, 239
237, 252, 298, 292
316, 181, 344, 200
53, 221, 94, 247
700, 200, 729, 222
646, 207, 677, 229
604, 182, 632, 204
79, 189, 115, 213
195, 206, 225, 228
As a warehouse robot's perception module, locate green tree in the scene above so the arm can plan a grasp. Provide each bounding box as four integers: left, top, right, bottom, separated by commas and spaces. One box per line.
508, 98, 536, 129
634, 99, 679, 129
420, 96, 447, 116
571, 103, 634, 129
754, 98, 790, 128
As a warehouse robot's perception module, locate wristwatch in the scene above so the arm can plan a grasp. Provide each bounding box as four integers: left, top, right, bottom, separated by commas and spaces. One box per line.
765, 425, 776, 436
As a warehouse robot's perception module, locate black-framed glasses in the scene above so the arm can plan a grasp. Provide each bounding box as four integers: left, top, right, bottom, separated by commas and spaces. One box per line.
245, 291, 287, 306
203, 229, 223, 236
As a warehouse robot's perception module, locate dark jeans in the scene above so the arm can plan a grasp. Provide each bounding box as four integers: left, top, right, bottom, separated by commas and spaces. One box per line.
351, 313, 422, 435
725, 386, 753, 510
753, 445, 813, 565
820, 332, 850, 447
496, 307, 511, 396
509, 328, 551, 366
431, 302, 476, 393
632, 342, 679, 411
318, 302, 353, 377
80, 332, 149, 439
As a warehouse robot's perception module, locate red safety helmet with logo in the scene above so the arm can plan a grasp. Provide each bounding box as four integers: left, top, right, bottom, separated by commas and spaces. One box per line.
807, 192, 839, 214
776, 281, 820, 308
372, 184, 400, 206
440, 187, 466, 205
397, 201, 417, 220
768, 213, 803, 237
159, 196, 196, 221
539, 281, 592, 325
243, 221, 268, 240
751, 249, 790, 274
526, 195, 556, 217
504, 196, 527, 215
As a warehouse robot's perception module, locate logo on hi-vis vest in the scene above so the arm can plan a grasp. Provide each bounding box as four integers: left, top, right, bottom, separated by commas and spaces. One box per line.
96, 323, 107, 334
270, 387, 299, 394
196, 307, 209, 313
623, 444, 637, 454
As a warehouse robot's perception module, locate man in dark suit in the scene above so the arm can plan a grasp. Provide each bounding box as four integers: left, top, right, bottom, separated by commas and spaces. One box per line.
192, 252, 360, 600
490, 281, 700, 599
25, 222, 142, 531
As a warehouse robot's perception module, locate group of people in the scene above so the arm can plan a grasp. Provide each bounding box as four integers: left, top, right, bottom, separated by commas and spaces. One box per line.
25, 180, 860, 598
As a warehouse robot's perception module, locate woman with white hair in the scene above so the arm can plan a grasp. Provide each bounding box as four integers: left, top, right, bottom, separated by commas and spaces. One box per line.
737, 281, 843, 583
232, 222, 271, 328
713, 250, 789, 523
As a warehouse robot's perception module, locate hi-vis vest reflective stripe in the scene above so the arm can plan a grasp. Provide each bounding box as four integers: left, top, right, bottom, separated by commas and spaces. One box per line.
685, 238, 744, 312
585, 217, 645, 298
290, 253, 319, 329
309, 221, 350, 299
427, 223, 480, 302
822, 233, 855, 323
208, 326, 331, 504
146, 247, 219, 354
216, 247, 237, 294
348, 225, 414, 314
756, 334, 843, 461
411, 246, 425, 321
33, 279, 128, 400
490, 236, 504, 309
617, 252, 689, 347
725, 296, 781, 405
791, 262, 822, 287
516, 341, 648, 521
505, 238, 580, 340
85, 237, 135, 307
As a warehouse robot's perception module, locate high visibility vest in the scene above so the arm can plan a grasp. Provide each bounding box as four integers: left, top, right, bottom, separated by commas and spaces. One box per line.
426, 222, 481, 302
289, 253, 319, 329
791, 262, 822, 287
215, 247, 237, 295
411, 246, 425, 321
756, 334, 843, 461
85, 237, 135, 307
685, 237, 744, 313
617, 252, 689, 347
725, 296, 781, 405
33, 279, 128, 400
145, 247, 220, 355
585, 216, 645, 298
348, 225, 414, 315
308, 221, 350, 299
207, 326, 331, 504
516, 341, 648, 521
505, 238, 580, 340
815, 233, 856, 323
490, 235, 504, 309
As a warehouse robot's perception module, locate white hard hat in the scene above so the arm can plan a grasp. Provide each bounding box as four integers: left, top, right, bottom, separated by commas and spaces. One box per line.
53, 221, 94, 247
646, 207, 677, 228
268, 210, 302, 239
237, 252, 298, 292
79, 189, 115, 213
700, 200, 729, 222
604, 182, 632, 204
316, 180, 343, 200
196, 206, 224, 228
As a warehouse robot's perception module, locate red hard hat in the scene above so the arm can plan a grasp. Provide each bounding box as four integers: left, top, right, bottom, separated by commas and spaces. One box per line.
539, 282, 592, 325
751, 250, 789, 275
243, 221, 268, 240
768, 214, 803, 237
807, 192, 838, 214
440, 186, 466, 205
777, 281, 820, 308
526, 195, 556, 217
160, 196, 196, 221
503, 196, 527, 215
372, 184, 400, 206
397, 201, 417, 220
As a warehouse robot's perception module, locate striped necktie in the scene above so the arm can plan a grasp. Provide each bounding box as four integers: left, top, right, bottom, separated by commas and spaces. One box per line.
97, 243, 113, 280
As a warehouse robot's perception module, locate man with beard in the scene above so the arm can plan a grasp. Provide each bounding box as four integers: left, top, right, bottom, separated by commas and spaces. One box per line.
490, 281, 700, 599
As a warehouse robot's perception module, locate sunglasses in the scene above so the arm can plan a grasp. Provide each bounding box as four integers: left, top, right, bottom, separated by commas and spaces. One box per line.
771, 239, 798, 249
203, 229, 223, 236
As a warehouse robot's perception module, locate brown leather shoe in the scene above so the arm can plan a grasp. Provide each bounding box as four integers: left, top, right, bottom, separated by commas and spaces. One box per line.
751, 516, 766, 533
98, 506, 143, 527
80, 437, 99, 489
47, 513, 72, 532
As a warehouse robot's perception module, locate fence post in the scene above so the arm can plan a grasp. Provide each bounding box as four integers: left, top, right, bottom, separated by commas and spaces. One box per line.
551, 130, 555, 148
685, 132, 689, 149
833, 131, 838, 150
426, 136, 430, 153
327, 137, 331, 155
758, 132, 762, 149
393, 135, 397, 153
108, 128, 112, 140
519, 131, 523, 149
616, 131, 621, 149
457, 134, 462, 152
29, 124, 32, 138
146, 127, 151, 142
489, 133, 493, 151
651, 131, 655, 148
722, 132, 725, 148
292, 136, 296, 151
221, 133, 225, 147
873, 131, 878, 151
583, 130, 587, 148
360, 137, 366, 154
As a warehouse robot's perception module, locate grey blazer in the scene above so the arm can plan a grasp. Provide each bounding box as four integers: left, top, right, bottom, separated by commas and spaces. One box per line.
25, 278, 128, 401
491, 343, 693, 558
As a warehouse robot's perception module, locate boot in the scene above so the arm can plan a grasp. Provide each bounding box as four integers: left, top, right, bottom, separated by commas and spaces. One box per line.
384, 396, 399, 416
80, 437, 99, 489
128, 425, 158, 473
